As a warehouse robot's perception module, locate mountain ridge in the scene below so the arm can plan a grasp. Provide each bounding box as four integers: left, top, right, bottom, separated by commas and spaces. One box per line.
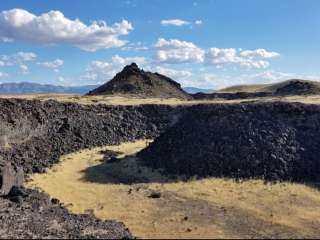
0, 82, 99, 95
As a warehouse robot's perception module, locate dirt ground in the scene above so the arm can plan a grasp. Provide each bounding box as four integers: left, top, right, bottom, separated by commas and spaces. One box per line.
26, 140, 320, 239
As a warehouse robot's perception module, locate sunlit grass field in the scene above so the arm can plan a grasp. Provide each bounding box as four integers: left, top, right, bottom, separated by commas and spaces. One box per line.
27, 140, 320, 239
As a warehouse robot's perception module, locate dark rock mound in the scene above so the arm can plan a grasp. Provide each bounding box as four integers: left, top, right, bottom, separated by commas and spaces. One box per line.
192, 91, 271, 100
137, 102, 320, 182
86, 63, 190, 100
0, 187, 132, 239
274, 79, 320, 95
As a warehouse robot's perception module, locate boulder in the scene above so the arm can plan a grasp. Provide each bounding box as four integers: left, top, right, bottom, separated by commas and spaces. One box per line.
0, 162, 24, 196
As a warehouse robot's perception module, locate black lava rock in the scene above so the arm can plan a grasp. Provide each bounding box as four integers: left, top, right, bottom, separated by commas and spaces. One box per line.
138, 102, 320, 182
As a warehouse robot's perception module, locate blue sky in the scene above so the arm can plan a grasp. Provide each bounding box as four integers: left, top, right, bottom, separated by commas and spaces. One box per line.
0, 0, 319, 89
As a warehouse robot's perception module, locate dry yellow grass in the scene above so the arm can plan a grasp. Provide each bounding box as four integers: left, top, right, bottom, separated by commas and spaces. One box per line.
2, 92, 320, 106
26, 140, 320, 239
216, 84, 272, 93
0, 93, 190, 106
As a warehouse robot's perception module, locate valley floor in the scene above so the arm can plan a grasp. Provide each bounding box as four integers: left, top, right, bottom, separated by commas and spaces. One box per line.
27, 140, 320, 239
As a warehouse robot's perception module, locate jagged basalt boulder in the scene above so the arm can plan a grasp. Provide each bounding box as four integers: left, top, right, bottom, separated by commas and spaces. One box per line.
0, 162, 24, 196
137, 102, 320, 182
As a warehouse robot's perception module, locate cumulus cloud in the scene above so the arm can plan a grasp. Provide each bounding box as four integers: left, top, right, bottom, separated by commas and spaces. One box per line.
0, 8, 133, 51
239, 60, 270, 69
200, 73, 230, 89
15, 51, 37, 61
160, 19, 190, 26
197, 70, 320, 90
38, 59, 64, 72
82, 55, 146, 82
240, 49, 280, 58
151, 66, 192, 80
57, 76, 66, 83
161, 19, 203, 27
0, 72, 8, 77
154, 38, 204, 64
205, 48, 239, 65
244, 71, 320, 83
19, 64, 29, 74
205, 47, 279, 69
154, 38, 278, 69
121, 41, 149, 51
0, 51, 37, 66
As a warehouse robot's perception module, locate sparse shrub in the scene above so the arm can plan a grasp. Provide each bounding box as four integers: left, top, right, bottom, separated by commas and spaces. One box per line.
188, 175, 198, 182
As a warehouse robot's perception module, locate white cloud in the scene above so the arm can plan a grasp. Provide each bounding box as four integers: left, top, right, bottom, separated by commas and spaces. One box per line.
0, 8, 133, 51
154, 39, 278, 68
121, 41, 149, 51
205, 48, 239, 65
0, 51, 37, 66
58, 76, 65, 83
240, 49, 280, 58
38, 59, 64, 72
1, 37, 13, 42
161, 19, 203, 27
205, 47, 279, 69
151, 66, 192, 80
160, 19, 190, 26
82, 55, 146, 82
239, 60, 270, 69
243, 71, 320, 83
15, 51, 37, 61
0, 72, 8, 77
154, 38, 204, 64
19, 64, 29, 74
197, 71, 320, 90
200, 73, 230, 89
82, 55, 193, 85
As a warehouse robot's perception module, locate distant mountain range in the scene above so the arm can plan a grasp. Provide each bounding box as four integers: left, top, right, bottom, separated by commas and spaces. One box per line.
182, 87, 211, 94
0, 82, 100, 95
0, 81, 211, 95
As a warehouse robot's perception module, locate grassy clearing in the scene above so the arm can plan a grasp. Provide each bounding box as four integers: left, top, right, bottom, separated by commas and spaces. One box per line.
26, 140, 320, 239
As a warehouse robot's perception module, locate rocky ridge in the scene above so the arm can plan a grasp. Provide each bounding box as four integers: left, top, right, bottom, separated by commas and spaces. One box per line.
86, 63, 190, 100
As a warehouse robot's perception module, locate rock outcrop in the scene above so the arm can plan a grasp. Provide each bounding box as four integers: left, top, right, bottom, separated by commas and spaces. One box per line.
86, 63, 191, 99
0, 162, 24, 196
0, 98, 181, 174
0, 187, 132, 239
0, 98, 182, 239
